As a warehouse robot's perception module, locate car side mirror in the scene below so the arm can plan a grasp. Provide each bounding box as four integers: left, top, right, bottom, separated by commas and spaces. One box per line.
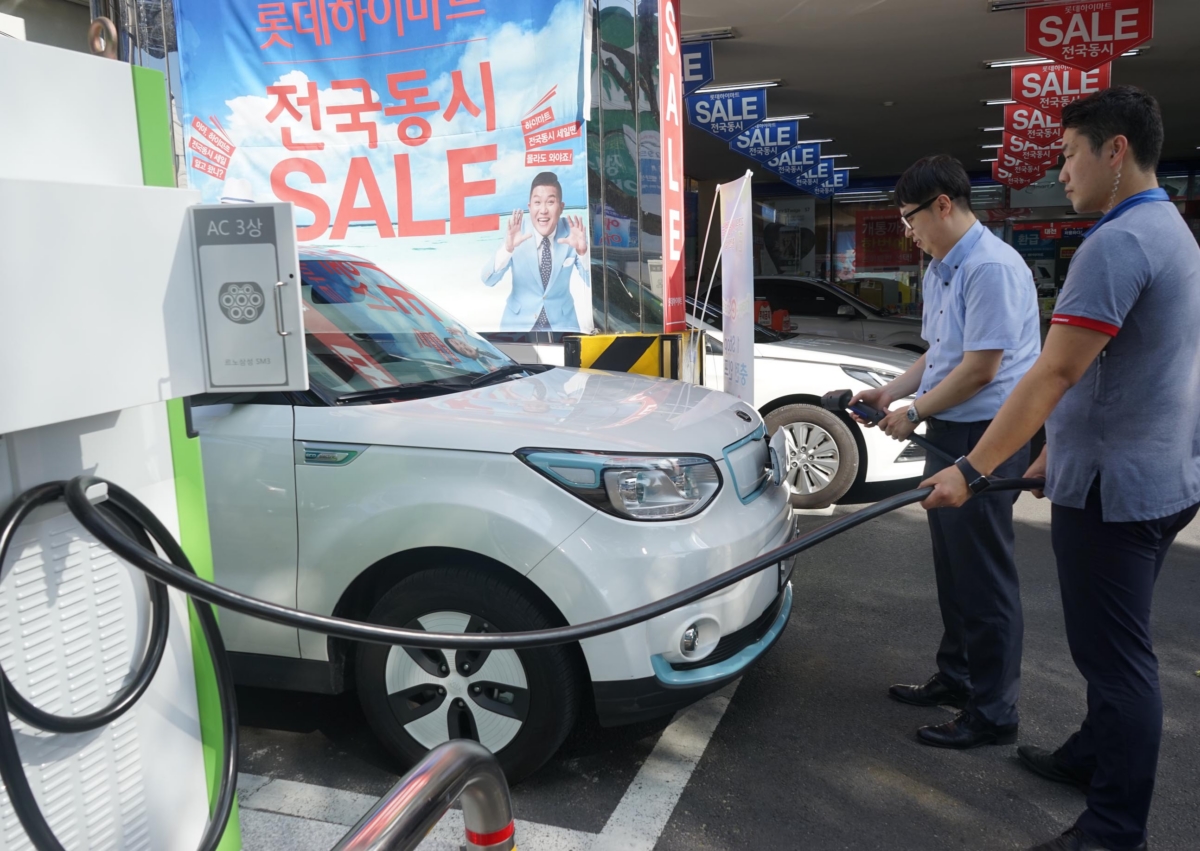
837, 305, 856, 317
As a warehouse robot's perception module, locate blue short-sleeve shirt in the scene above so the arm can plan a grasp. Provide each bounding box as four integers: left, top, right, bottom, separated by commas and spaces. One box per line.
918, 222, 1042, 422
1045, 189, 1200, 522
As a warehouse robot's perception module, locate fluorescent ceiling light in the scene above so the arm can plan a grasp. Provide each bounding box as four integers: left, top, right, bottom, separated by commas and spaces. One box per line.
681, 27, 736, 43
991, 0, 1082, 11
981, 144, 1003, 149
981, 126, 1004, 132
840, 166, 861, 170
824, 154, 849, 159
838, 197, 891, 204
695, 80, 781, 93
763, 114, 812, 121
795, 138, 834, 144
985, 49, 1145, 67
981, 158, 999, 163
836, 189, 886, 196
985, 99, 1017, 106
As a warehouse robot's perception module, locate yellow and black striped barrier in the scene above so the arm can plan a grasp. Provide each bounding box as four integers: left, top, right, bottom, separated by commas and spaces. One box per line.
564, 332, 705, 383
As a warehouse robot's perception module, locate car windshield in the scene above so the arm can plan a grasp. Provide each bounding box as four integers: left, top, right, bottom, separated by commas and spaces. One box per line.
300, 257, 516, 397
593, 264, 665, 333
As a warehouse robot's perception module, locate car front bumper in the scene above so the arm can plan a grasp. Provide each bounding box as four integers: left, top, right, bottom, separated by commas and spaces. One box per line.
593, 581, 793, 726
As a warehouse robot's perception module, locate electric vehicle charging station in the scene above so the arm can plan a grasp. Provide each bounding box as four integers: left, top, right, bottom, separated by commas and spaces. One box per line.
0, 35, 302, 851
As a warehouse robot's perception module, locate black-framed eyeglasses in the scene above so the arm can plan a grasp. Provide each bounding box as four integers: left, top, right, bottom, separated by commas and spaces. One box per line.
899, 195, 942, 231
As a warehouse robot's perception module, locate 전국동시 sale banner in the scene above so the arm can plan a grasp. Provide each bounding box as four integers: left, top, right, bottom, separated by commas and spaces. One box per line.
173, 0, 593, 334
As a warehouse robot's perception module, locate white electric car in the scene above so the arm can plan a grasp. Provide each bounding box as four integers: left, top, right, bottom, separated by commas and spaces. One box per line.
491, 268, 926, 510
193, 249, 794, 781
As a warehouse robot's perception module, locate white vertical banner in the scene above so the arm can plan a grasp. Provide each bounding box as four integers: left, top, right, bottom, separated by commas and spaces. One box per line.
720, 171, 755, 402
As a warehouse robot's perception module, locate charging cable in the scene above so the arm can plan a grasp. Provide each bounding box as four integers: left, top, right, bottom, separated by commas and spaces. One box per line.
0, 472, 1043, 850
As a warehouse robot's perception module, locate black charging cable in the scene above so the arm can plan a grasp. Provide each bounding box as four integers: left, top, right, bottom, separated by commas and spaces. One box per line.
0, 472, 1042, 849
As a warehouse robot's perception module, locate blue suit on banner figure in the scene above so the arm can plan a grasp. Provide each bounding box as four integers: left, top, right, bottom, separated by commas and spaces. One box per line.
481, 171, 590, 333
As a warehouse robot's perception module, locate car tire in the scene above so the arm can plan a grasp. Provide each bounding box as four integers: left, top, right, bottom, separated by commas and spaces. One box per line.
764, 404, 859, 509
356, 565, 581, 784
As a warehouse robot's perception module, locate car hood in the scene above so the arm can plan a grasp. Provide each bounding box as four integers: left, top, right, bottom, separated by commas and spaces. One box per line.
757, 335, 919, 372
294, 368, 761, 455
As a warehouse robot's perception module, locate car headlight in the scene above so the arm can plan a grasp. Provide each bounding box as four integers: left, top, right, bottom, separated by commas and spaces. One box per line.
841, 365, 899, 388
516, 450, 722, 521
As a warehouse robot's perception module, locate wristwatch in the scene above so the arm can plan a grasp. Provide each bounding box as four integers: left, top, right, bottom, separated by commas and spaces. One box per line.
905, 402, 923, 424
954, 456, 990, 494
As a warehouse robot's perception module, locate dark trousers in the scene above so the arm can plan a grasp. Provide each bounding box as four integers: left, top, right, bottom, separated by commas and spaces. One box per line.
1051, 482, 1199, 848
923, 418, 1029, 727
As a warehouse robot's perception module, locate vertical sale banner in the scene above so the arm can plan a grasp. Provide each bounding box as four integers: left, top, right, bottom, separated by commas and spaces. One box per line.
719, 172, 755, 402
659, 0, 686, 333
173, 0, 592, 334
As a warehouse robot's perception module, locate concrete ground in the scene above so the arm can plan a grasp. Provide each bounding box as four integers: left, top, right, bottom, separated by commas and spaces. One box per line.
235, 494, 1200, 850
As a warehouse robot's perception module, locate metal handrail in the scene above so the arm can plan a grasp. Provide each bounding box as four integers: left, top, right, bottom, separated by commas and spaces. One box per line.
331, 740, 516, 851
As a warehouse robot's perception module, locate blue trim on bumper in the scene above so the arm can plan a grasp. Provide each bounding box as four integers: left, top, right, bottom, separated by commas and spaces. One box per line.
649, 583, 793, 687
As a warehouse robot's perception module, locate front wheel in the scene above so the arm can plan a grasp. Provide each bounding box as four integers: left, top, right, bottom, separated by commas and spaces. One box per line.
764, 403, 859, 509
356, 566, 581, 783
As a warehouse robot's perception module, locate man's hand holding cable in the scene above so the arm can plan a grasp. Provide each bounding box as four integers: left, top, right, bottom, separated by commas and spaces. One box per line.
880, 405, 919, 441
847, 386, 893, 427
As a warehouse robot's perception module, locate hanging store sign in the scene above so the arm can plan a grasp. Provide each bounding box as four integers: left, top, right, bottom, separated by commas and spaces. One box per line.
808, 169, 849, 199
765, 141, 822, 181
856, 209, 921, 269
681, 42, 715, 96
1011, 63, 1111, 117
171, 0, 593, 336
686, 88, 767, 142
999, 151, 1050, 182
1026, 0, 1154, 71
660, 0, 686, 333
783, 156, 836, 194
1004, 104, 1063, 146
730, 119, 802, 165
993, 160, 1038, 189
1002, 132, 1061, 169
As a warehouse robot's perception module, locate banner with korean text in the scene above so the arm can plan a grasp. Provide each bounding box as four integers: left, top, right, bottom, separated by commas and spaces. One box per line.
719, 172, 755, 402
173, 0, 593, 334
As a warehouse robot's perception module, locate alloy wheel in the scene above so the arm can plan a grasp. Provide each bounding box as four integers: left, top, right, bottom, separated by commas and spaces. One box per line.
783, 421, 841, 496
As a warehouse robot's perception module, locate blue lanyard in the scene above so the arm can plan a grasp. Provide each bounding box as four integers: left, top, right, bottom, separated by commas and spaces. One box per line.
1083, 188, 1171, 239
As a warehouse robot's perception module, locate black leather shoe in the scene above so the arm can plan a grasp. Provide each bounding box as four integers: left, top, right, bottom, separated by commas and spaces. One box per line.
1028, 826, 1147, 851
917, 710, 1018, 749
1018, 745, 1094, 792
889, 674, 969, 709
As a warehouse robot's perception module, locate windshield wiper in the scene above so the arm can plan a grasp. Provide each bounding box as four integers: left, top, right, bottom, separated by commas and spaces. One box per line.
467, 364, 535, 387
334, 381, 461, 405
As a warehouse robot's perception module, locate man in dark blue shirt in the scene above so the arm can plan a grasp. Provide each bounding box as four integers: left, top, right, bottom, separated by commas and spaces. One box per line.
923, 87, 1200, 851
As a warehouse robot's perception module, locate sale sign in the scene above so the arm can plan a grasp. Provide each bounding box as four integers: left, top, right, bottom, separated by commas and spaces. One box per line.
660, 0, 686, 333
764, 142, 822, 181
995, 156, 1046, 186
681, 41, 714, 96
809, 169, 850, 199
1004, 104, 1063, 146
1027, 0, 1154, 71
993, 160, 1037, 189
171, 0, 594, 336
1012, 62, 1111, 117
783, 157, 837, 195
1002, 132, 1061, 169
686, 88, 767, 141
730, 119, 801, 165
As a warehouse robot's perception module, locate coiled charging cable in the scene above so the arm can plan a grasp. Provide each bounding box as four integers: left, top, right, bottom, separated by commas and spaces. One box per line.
0, 473, 1043, 850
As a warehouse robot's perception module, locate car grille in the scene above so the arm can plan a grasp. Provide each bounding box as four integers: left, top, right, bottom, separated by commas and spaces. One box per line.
670, 586, 789, 671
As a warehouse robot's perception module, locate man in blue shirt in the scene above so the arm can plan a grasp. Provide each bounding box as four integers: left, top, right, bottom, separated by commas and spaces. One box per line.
851, 155, 1041, 749
924, 87, 1200, 851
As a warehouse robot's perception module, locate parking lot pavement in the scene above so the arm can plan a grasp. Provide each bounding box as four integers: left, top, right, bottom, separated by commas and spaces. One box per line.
235, 495, 1200, 851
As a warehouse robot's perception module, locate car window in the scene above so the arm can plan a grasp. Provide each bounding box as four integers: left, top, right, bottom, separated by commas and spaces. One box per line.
300, 258, 514, 396
760, 279, 843, 318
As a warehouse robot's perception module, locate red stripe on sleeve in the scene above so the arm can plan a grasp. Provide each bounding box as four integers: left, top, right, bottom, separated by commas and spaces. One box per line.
465, 820, 515, 846
1050, 314, 1120, 337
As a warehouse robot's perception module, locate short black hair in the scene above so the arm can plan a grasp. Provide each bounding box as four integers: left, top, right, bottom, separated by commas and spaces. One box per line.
1061, 85, 1163, 172
530, 171, 562, 199
895, 155, 972, 210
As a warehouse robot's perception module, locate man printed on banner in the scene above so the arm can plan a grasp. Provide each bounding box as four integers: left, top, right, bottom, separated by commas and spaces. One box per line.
482, 171, 590, 333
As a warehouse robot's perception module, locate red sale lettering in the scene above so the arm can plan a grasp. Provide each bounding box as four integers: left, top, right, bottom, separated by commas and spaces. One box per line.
659, 0, 685, 332
191, 156, 227, 181
443, 62, 495, 132
270, 157, 330, 241
188, 136, 231, 168
524, 121, 581, 151
266, 81, 324, 150
447, 144, 498, 234
525, 150, 573, 167
1026, 0, 1153, 70
257, 2, 294, 48
332, 156, 395, 239
393, 154, 444, 236
328, 78, 384, 148
1004, 104, 1063, 145
191, 117, 235, 156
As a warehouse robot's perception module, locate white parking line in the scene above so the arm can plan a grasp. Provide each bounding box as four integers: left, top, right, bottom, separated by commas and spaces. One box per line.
237, 680, 738, 851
